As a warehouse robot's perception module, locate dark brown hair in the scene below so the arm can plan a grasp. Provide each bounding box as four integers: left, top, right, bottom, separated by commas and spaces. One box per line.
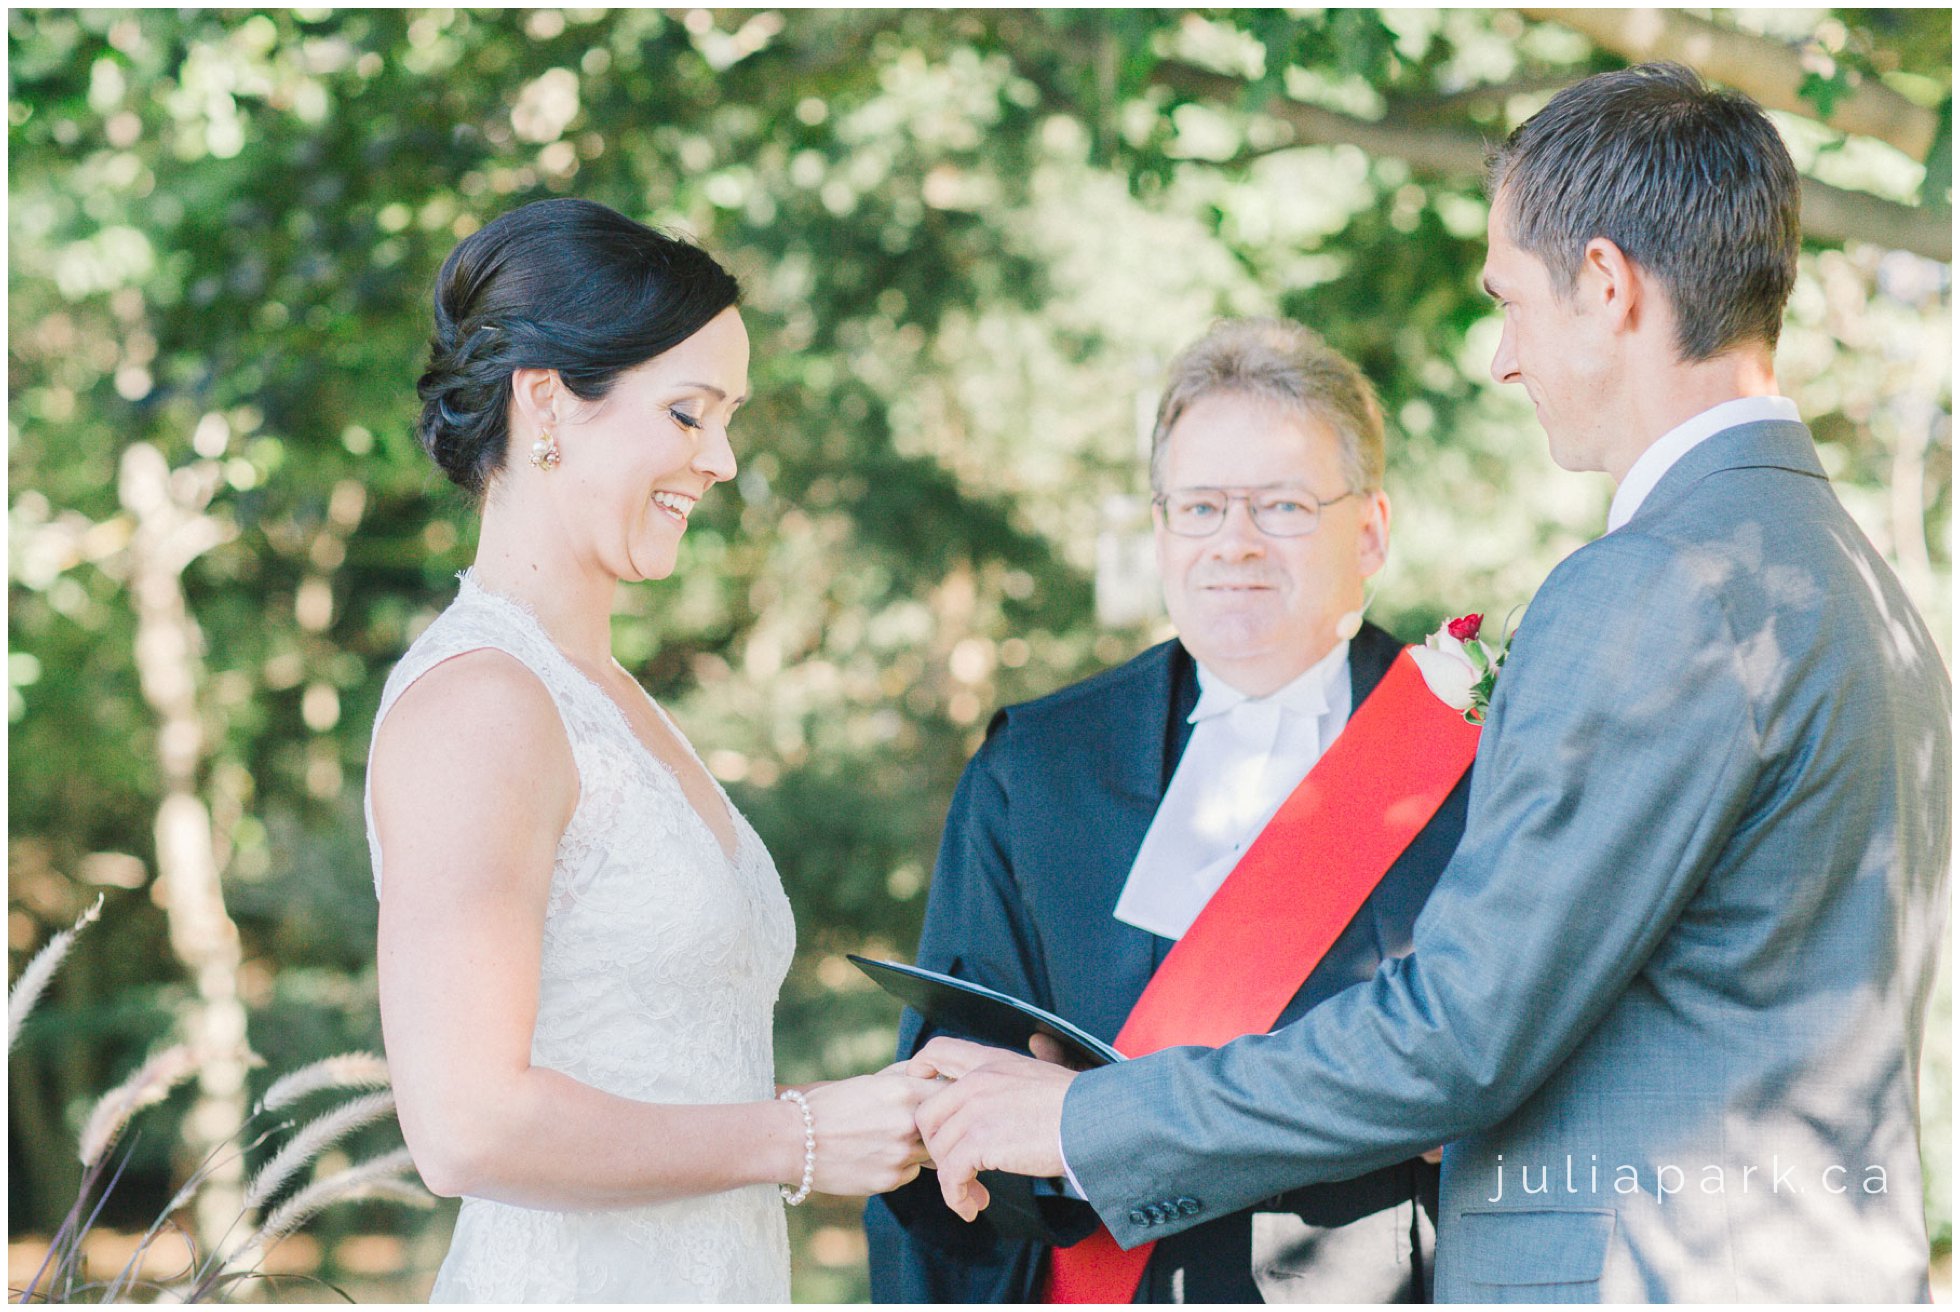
415, 198, 740, 498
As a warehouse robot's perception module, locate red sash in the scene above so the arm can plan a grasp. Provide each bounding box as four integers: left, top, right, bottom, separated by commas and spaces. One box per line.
1042, 650, 1480, 1303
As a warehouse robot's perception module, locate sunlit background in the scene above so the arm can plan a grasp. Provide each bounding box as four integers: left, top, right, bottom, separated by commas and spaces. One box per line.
10, 8, 1950, 1302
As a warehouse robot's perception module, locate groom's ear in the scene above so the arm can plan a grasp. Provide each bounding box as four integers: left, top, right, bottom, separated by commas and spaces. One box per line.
1578, 236, 1642, 335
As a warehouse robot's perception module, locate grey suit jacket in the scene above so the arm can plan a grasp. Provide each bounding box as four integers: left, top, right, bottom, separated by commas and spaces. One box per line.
1061, 421, 1952, 1301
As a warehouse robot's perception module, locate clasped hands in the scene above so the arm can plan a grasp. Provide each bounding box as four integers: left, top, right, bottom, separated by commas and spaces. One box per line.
798, 1034, 1072, 1203
874, 1037, 1444, 1221
904, 1033, 1081, 1223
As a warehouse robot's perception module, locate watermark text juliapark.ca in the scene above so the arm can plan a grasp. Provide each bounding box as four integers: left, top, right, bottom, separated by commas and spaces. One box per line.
1484, 1155, 1889, 1205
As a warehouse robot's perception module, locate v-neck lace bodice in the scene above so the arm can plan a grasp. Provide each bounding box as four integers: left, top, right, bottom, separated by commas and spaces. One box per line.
459, 579, 742, 866
364, 572, 795, 1302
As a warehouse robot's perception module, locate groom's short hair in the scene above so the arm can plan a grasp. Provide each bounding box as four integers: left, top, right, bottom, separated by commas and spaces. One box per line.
1149, 318, 1385, 496
1487, 61, 1800, 363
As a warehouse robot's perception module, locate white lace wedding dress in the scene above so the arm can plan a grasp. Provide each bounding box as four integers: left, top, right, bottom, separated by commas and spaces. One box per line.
365, 572, 796, 1302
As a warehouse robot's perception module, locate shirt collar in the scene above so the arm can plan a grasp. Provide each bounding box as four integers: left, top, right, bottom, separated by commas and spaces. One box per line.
1190, 639, 1349, 723
1608, 395, 1801, 533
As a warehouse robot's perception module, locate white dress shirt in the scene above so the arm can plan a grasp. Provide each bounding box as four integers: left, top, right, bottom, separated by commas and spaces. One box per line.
1607, 395, 1801, 533
1112, 640, 1353, 941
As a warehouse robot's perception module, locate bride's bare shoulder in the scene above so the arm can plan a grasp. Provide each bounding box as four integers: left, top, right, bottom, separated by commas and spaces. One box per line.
371, 647, 576, 827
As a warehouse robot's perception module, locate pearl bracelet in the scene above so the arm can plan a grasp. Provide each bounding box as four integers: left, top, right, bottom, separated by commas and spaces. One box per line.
778, 1088, 815, 1206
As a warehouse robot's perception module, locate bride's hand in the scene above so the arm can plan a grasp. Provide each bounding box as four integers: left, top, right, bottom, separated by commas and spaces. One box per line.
798, 1073, 936, 1197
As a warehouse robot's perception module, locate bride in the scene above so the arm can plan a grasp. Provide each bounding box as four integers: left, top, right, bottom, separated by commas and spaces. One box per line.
367, 197, 932, 1302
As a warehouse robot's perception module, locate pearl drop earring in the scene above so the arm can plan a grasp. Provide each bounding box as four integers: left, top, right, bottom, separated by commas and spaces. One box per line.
530, 426, 561, 471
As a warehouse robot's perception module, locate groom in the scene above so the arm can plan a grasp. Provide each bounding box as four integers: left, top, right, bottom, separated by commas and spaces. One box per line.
911, 63, 1952, 1302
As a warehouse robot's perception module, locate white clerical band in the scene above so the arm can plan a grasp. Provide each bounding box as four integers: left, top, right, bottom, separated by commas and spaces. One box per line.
778, 1089, 815, 1205
1115, 646, 1351, 940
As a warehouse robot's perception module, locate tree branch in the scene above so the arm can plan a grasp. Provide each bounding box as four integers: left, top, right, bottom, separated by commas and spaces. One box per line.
1150, 59, 1952, 262
1797, 175, 1951, 263
1518, 8, 1940, 161
1390, 74, 1578, 123
1152, 60, 1495, 178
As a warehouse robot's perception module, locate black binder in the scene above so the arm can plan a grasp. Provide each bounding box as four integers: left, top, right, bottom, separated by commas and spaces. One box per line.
850, 955, 1124, 1069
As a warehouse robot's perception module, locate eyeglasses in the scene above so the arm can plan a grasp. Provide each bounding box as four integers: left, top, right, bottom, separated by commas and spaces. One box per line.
1152, 486, 1361, 538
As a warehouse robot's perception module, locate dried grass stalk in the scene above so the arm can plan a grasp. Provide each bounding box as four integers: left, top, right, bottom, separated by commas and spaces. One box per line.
77, 1043, 200, 1167
230, 1146, 418, 1266
7, 895, 104, 1052
245, 1090, 397, 1211
256, 1051, 392, 1113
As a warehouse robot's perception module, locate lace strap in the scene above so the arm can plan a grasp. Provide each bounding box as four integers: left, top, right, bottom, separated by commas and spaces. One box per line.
363, 589, 580, 893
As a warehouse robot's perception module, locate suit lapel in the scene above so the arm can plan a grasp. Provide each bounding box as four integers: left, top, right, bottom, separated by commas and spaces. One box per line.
1347, 621, 1399, 708
1142, 647, 1199, 971
1064, 642, 1195, 998
1095, 641, 1196, 806
1163, 648, 1199, 789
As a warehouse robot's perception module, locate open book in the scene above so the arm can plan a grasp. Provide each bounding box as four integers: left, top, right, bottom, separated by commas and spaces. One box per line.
849, 955, 1125, 1069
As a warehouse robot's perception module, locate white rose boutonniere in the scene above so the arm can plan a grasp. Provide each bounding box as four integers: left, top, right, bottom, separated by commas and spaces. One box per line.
1410, 612, 1513, 725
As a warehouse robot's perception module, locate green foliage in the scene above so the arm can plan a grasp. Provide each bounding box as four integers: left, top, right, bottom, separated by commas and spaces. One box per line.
9, 7, 1950, 1298
1922, 97, 1953, 207
1799, 65, 1860, 122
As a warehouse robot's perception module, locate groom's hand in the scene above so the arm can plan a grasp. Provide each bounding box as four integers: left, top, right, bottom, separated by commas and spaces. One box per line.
910, 1037, 1075, 1223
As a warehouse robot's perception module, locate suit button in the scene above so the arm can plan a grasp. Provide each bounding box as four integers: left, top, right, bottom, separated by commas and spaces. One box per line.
1128, 1209, 1148, 1227
1144, 1204, 1165, 1225
1176, 1196, 1202, 1216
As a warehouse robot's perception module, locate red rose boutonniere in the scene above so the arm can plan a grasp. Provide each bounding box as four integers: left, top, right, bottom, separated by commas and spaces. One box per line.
1409, 610, 1516, 725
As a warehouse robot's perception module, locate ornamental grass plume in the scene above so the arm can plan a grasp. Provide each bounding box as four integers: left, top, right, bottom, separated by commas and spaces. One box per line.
77, 1043, 202, 1168
246, 1145, 422, 1254
244, 1089, 398, 1211
21, 1039, 206, 1302
255, 1050, 393, 1113
7, 894, 103, 1052
11, 896, 428, 1304
189, 1146, 423, 1299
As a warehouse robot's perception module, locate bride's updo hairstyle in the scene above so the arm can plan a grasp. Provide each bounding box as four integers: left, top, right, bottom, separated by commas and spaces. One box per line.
415, 197, 740, 498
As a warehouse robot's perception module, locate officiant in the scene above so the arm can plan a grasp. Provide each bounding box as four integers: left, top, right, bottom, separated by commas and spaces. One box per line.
864, 318, 1472, 1303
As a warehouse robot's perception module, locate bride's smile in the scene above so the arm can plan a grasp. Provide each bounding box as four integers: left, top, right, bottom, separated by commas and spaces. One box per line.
517, 304, 751, 588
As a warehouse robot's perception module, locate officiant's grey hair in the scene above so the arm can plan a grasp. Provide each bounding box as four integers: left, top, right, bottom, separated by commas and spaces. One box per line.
1149, 318, 1385, 498
1486, 61, 1800, 364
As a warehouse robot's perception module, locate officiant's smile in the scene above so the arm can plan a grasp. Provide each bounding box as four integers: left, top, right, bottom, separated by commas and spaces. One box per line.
1152, 388, 1389, 699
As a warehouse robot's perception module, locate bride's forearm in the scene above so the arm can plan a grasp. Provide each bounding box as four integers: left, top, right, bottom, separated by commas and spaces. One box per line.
403, 1066, 805, 1208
